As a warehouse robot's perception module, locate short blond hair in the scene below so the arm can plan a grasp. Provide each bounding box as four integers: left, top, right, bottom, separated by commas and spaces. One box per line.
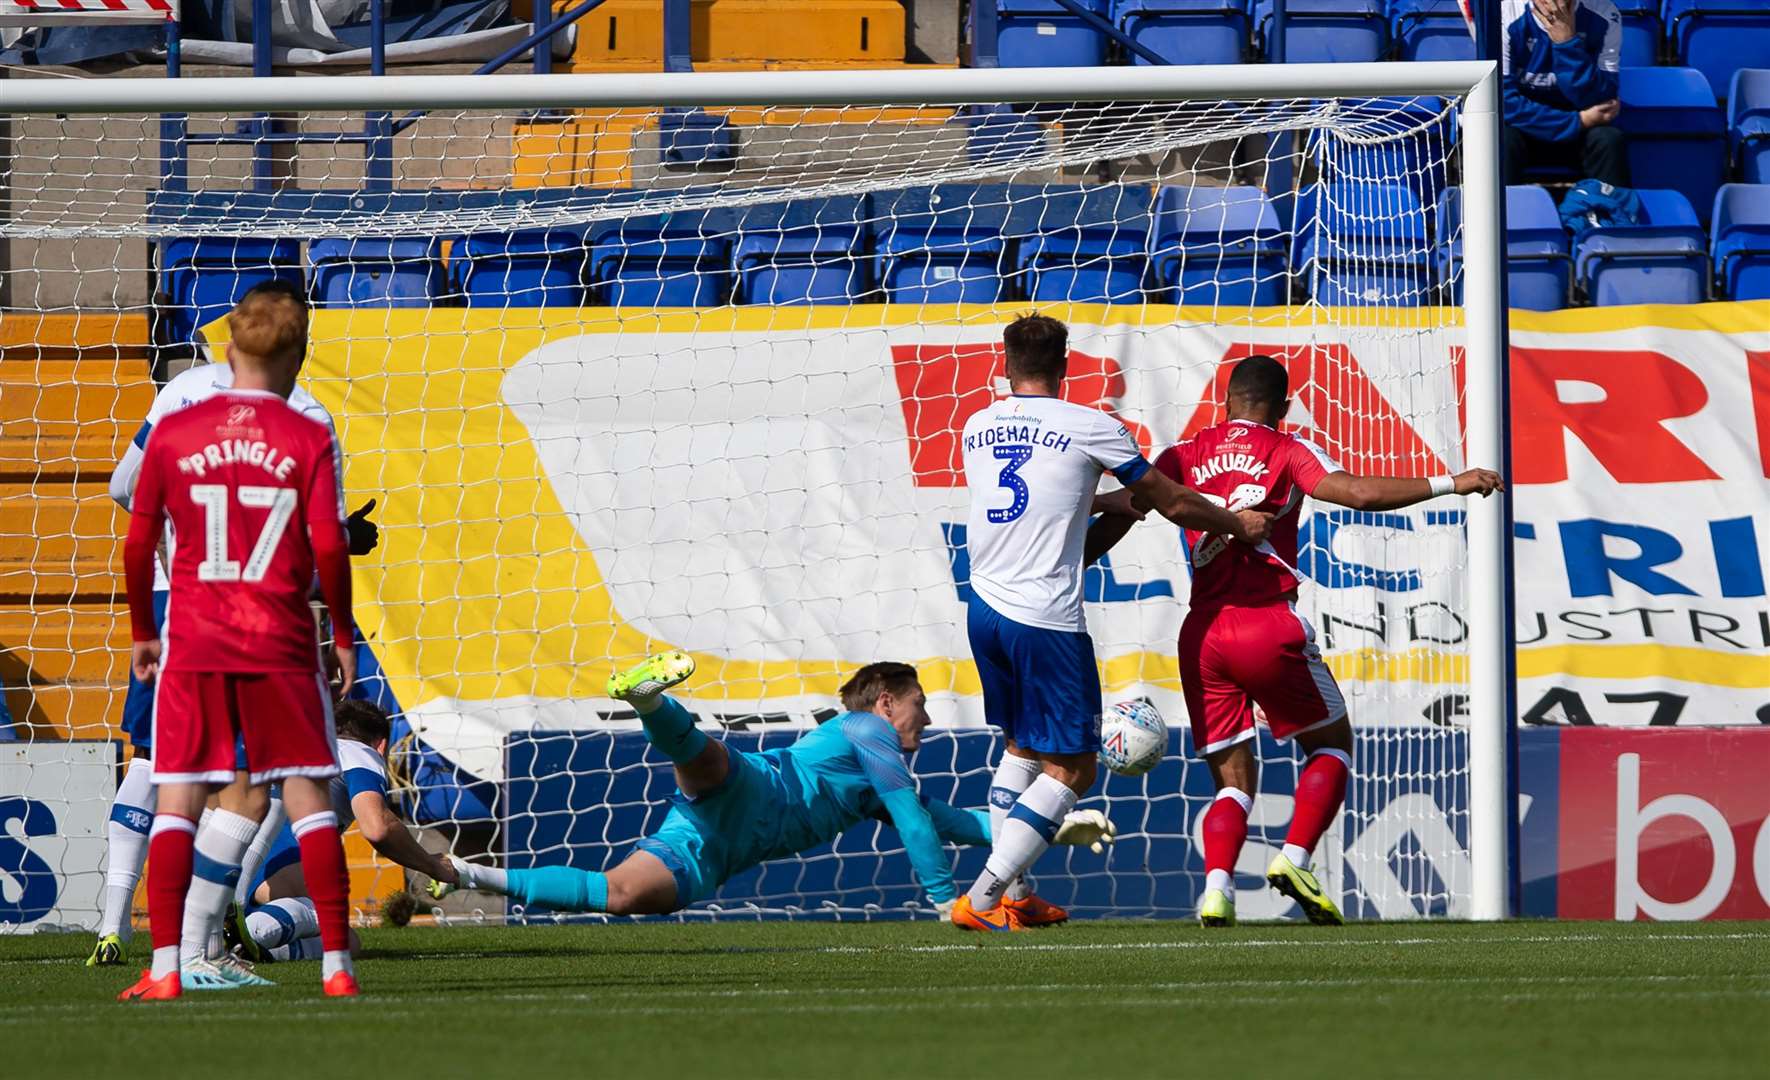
226, 280, 308, 369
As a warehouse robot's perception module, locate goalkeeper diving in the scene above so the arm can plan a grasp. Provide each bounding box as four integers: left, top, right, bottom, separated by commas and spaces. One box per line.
432, 654, 1115, 920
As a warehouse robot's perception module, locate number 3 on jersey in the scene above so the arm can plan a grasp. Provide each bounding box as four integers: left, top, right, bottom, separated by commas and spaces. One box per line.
190, 484, 297, 582
988, 444, 1034, 524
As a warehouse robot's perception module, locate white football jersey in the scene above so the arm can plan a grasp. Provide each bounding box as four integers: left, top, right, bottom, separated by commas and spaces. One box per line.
962, 394, 1150, 632
328, 737, 390, 831
111, 362, 337, 591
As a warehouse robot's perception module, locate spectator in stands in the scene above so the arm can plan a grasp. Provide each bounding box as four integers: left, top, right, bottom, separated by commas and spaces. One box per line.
1501, 0, 1630, 188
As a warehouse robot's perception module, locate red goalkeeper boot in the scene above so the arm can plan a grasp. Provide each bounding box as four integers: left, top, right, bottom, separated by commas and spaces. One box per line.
322, 971, 360, 998
1003, 892, 1069, 928
117, 968, 181, 1002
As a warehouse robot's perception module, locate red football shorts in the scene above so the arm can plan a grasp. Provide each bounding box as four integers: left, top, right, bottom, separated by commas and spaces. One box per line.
150, 670, 339, 785
1178, 602, 1348, 756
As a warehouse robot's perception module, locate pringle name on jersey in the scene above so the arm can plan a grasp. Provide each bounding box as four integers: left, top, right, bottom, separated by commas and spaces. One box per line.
1189, 452, 1273, 486
174, 439, 299, 482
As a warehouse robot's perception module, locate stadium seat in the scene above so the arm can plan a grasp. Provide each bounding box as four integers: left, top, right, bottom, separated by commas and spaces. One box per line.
1391, 0, 1476, 63
1616, 67, 1728, 223
1573, 189, 1709, 305
308, 238, 446, 309
732, 197, 870, 305
1010, 185, 1154, 303
874, 186, 1012, 304
1319, 96, 1454, 211
1252, 0, 1387, 63
157, 238, 302, 345
1114, 0, 1248, 66
1731, 69, 1770, 184
1712, 184, 1770, 300
591, 213, 732, 307
1435, 186, 1572, 311
1293, 182, 1432, 306
992, 1, 1111, 67
455, 229, 588, 307
1149, 185, 1287, 306
1665, 0, 1770, 104
1612, 0, 1661, 68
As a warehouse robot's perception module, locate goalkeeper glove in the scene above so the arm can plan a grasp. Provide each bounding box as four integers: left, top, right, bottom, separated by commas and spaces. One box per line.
1053, 809, 1117, 854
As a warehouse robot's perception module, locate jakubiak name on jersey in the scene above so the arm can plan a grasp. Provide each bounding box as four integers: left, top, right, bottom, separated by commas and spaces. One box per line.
1189, 452, 1272, 485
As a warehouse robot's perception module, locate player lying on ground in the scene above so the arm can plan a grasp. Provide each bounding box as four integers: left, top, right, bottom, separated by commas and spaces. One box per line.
89, 279, 379, 969
1096, 354, 1502, 927
432, 654, 1116, 920
953, 313, 1271, 932
117, 285, 363, 1000
224, 700, 457, 963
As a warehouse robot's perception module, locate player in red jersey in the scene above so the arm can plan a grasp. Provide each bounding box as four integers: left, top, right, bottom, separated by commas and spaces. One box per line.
1109, 355, 1501, 927
117, 286, 361, 1001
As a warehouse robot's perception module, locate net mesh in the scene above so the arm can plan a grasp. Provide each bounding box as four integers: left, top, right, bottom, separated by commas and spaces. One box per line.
0, 89, 1475, 930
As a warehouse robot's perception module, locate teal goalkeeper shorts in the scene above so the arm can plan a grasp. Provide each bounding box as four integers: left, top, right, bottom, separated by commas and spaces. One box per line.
634, 747, 790, 905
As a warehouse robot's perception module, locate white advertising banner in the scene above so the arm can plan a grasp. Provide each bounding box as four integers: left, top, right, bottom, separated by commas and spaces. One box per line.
1, 742, 116, 932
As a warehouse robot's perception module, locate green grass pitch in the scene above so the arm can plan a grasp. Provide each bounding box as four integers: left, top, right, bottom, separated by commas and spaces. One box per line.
4, 920, 1765, 1079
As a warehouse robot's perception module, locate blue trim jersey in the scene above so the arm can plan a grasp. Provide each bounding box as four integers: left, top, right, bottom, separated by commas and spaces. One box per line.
961, 394, 1151, 632
1501, 0, 1622, 144
329, 737, 390, 831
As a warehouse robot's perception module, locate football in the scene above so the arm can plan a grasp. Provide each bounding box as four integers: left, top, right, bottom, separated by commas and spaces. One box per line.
1099, 700, 1168, 777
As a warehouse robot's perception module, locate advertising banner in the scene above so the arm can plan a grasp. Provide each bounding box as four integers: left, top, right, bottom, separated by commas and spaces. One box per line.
0, 742, 116, 931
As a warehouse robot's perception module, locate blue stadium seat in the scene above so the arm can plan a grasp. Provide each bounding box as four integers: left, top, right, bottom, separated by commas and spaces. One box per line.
1435, 186, 1572, 311
1319, 96, 1454, 211
732, 197, 869, 305
993, 1, 1111, 67
455, 229, 587, 307
1253, 0, 1387, 63
1574, 189, 1709, 305
1010, 185, 1154, 302
1149, 186, 1287, 306
1665, 0, 1770, 104
1391, 0, 1476, 63
1114, 0, 1247, 66
1293, 183, 1432, 306
158, 237, 302, 345
1712, 184, 1770, 299
874, 186, 1012, 304
1732, 69, 1770, 183
1612, 0, 1661, 68
590, 213, 731, 307
308, 238, 445, 309
1616, 67, 1727, 223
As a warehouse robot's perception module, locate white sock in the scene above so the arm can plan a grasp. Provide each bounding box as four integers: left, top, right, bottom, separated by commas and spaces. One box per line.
630, 693, 662, 715
1282, 843, 1312, 871
236, 795, 286, 904
323, 950, 354, 980
271, 936, 324, 962
99, 757, 155, 941
247, 896, 318, 950
987, 754, 1041, 902
180, 809, 259, 965
967, 774, 1078, 911
461, 860, 509, 894
1206, 868, 1235, 898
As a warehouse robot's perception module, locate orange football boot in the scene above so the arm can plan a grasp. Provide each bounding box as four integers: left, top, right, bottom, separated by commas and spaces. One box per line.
118, 969, 181, 1002
1003, 892, 1069, 927
950, 895, 1021, 932
322, 971, 361, 998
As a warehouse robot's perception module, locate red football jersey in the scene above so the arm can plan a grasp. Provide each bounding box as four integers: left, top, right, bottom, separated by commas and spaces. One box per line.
124, 389, 355, 673
1153, 419, 1339, 609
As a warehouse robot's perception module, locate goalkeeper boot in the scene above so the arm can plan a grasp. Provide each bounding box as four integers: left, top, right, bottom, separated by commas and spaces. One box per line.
1265, 853, 1344, 926
1003, 892, 1069, 928
950, 895, 1020, 933
1197, 889, 1236, 928
117, 969, 180, 1002
224, 902, 266, 965
607, 650, 696, 703
87, 933, 125, 967
181, 955, 272, 991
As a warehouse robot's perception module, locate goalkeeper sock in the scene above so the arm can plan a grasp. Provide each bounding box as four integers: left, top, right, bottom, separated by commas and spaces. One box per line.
506, 866, 610, 913
181, 809, 257, 965
966, 774, 1076, 912
1202, 787, 1253, 899
987, 753, 1041, 902
99, 756, 154, 941
1284, 749, 1352, 871
235, 792, 286, 904
639, 696, 709, 765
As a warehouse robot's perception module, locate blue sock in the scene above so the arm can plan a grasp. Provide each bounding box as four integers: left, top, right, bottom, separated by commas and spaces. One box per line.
506, 866, 610, 913
640, 696, 709, 765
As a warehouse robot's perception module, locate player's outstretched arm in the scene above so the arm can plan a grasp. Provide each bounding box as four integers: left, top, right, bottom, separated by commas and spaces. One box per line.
1127, 468, 1272, 544
878, 787, 960, 907
1083, 489, 1147, 567
921, 798, 992, 846
1311, 468, 1504, 512
350, 791, 458, 886
305, 435, 357, 694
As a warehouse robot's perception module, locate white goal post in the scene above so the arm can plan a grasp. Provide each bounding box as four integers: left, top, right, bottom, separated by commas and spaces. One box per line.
1, 62, 1513, 925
